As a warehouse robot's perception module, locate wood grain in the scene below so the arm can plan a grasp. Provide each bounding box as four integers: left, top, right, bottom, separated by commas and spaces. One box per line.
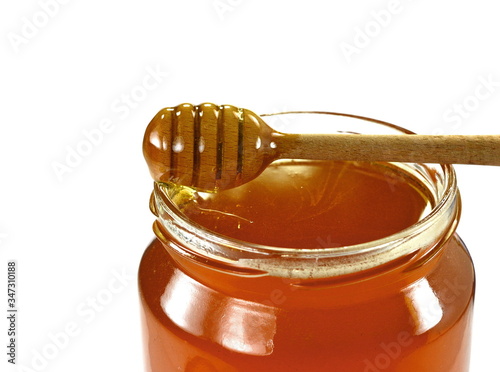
276, 133, 500, 165
143, 103, 500, 191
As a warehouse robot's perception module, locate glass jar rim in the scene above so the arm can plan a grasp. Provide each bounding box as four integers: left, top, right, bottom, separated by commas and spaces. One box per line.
152, 111, 459, 278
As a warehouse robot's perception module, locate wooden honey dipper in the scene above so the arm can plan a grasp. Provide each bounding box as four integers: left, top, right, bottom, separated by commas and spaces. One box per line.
143, 102, 500, 191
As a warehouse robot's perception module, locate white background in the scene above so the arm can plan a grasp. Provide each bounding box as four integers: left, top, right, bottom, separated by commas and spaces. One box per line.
1, 1, 500, 371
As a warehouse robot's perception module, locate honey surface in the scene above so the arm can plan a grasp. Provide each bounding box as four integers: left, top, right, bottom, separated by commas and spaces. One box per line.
171, 160, 430, 248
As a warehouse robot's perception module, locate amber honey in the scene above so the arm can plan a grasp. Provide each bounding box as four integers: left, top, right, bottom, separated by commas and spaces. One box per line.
177, 160, 430, 248
139, 157, 474, 371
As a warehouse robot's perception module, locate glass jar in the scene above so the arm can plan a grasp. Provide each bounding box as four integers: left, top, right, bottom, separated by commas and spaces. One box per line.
139, 111, 475, 372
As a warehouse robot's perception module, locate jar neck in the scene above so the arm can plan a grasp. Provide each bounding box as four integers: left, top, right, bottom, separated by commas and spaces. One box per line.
151, 206, 459, 309
150, 160, 460, 281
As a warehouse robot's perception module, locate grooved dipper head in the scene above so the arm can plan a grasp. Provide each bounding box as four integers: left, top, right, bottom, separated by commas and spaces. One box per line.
143, 103, 277, 191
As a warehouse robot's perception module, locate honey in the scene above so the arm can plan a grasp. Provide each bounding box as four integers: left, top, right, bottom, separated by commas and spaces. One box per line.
174, 160, 431, 249
139, 112, 475, 372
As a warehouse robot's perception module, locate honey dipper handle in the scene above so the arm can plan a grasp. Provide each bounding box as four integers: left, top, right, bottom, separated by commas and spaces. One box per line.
275, 134, 500, 166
